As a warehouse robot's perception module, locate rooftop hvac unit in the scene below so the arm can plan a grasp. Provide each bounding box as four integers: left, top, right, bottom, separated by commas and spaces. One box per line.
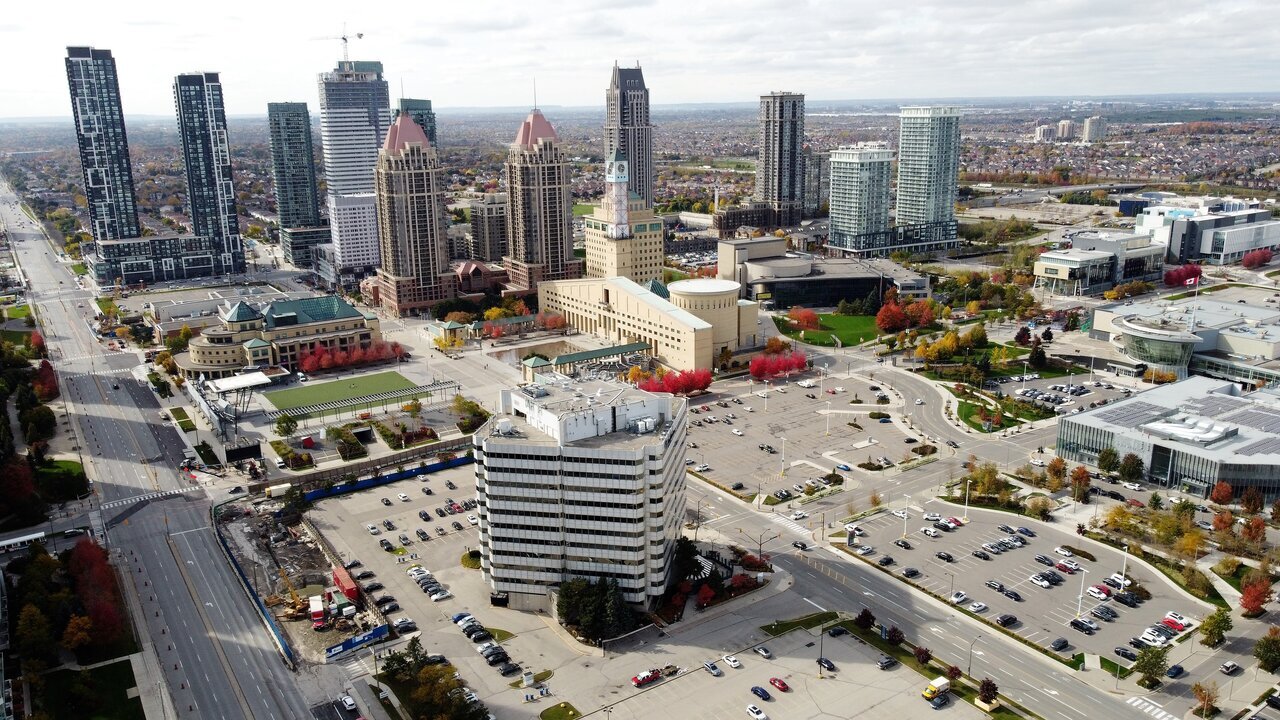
496, 418, 515, 435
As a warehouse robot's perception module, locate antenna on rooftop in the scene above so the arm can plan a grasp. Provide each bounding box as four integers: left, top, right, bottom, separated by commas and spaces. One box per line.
533, 77, 537, 110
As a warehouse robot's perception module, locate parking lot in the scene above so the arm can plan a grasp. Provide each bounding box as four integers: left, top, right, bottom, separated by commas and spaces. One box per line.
686, 374, 927, 500
838, 504, 1205, 666
988, 372, 1137, 423
597, 618, 986, 720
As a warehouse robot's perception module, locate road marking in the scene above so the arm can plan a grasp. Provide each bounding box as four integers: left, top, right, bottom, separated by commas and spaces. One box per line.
803, 597, 826, 612
1126, 697, 1172, 719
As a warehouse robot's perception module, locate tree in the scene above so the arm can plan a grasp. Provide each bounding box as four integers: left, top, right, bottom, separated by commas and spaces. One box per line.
1272, 498, 1280, 523
695, 583, 716, 608
1132, 644, 1169, 686
1118, 453, 1144, 483
1212, 511, 1235, 533
1192, 681, 1219, 717
887, 626, 905, 645
875, 303, 909, 334
1070, 465, 1091, 501
1148, 492, 1163, 511
1240, 575, 1274, 616
854, 608, 875, 630
1256, 626, 1280, 672
904, 300, 935, 328
1014, 326, 1032, 346
61, 614, 93, 653
1097, 447, 1119, 474
913, 646, 932, 665
978, 678, 999, 705
1242, 516, 1267, 544
16, 604, 55, 663
787, 306, 819, 330
1041, 327, 1054, 342
945, 665, 962, 682
1198, 607, 1232, 647
763, 337, 792, 355
1209, 481, 1234, 506
1173, 529, 1205, 561
1028, 343, 1047, 369
868, 490, 883, 508
1240, 486, 1264, 515
1046, 457, 1067, 486
274, 414, 298, 438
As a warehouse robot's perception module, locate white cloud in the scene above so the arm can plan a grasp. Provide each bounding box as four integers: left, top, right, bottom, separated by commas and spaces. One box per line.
2, 0, 1277, 118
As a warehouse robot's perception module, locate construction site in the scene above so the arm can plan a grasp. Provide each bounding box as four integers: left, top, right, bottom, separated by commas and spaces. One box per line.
217, 497, 375, 663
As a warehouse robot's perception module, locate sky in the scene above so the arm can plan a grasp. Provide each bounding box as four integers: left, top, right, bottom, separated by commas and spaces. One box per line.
2, 0, 1278, 119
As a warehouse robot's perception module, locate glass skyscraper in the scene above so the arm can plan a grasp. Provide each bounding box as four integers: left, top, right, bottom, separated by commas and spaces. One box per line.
65, 46, 141, 241
173, 72, 243, 274
267, 102, 321, 229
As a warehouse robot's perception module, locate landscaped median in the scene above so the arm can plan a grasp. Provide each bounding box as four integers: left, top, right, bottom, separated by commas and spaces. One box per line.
686, 468, 756, 501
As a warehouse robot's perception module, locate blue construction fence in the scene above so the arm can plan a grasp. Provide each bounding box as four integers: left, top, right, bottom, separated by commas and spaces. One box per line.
302, 455, 474, 502
211, 504, 298, 669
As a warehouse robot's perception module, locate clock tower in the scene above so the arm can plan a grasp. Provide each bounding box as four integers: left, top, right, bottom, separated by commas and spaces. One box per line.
603, 148, 630, 239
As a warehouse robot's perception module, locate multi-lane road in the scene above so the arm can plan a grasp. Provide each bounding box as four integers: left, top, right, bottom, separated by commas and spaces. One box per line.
0, 180, 325, 720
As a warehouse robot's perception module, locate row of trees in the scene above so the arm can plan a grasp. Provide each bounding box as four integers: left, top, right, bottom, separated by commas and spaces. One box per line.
1242, 248, 1274, 269
875, 298, 936, 334
636, 368, 713, 395
786, 306, 819, 330
555, 577, 637, 644
1103, 280, 1155, 301
1163, 263, 1204, 287
297, 340, 406, 374
748, 350, 808, 380
913, 324, 988, 365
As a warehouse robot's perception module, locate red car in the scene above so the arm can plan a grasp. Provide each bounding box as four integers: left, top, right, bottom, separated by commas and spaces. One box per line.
1055, 562, 1075, 574
631, 669, 661, 688
946, 517, 963, 527
769, 677, 790, 692
700, 405, 711, 411
1162, 617, 1185, 632
1127, 498, 1145, 508
1092, 584, 1112, 597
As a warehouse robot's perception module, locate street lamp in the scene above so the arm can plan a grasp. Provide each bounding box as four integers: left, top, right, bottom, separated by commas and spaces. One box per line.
967, 635, 984, 677
1074, 568, 1090, 619
825, 401, 832, 436
901, 494, 911, 538
963, 478, 972, 522
780, 436, 787, 477
693, 498, 708, 542
1119, 544, 1130, 584
737, 528, 780, 561
1021, 360, 1029, 390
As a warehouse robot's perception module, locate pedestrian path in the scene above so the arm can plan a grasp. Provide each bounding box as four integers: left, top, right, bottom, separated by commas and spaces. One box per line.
1126, 696, 1174, 720
100, 488, 193, 510
768, 514, 810, 535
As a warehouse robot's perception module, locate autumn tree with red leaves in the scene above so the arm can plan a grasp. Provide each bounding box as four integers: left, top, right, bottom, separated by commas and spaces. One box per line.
1240, 576, 1274, 616
876, 303, 909, 333
787, 306, 820, 330
1210, 481, 1234, 506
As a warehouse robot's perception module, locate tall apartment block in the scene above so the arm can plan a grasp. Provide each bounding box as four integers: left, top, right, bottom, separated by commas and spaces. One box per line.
1034, 125, 1057, 143
604, 63, 653, 208
892, 106, 961, 253
318, 60, 392, 286
502, 110, 583, 293
475, 380, 687, 609
583, 149, 663, 284
268, 102, 328, 268
368, 113, 456, 316
829, 144, 893, 250
1057, 119, 1076, 141
1082, 116, 1107, 143
173, 72, 244, 275
398, 97, 438, 147
754, 92, 806, 228
65, 46, 141, 242
467, 193, 508, 262
803, 147, 830, 218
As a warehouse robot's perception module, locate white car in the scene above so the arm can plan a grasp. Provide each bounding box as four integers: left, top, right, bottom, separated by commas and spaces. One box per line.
1061, 559, 1082, 571
969, 601, 987, 613
1165, 611, 1190, 625
844, 523, 864, 535
695, 464, 711, 472
1122, 482, 1142, 491
1087, 587, 1109, 601
1030, 459, 1047, 467
430, 590, 452, 602
398, 493, 410, 502
950, 591, 968, 604
1030, 574, 1051, 588
923, 512, 942, 522
1109, 573, 1132, 587
743, 406, 754, 412
857, 545, 875, 556
467, 514, 479, 525
722, 654, 741, 669
339, 695, 357, 711
892, 509, 911, 519
791, 511, 809, 520
1054, 546, 1074, 557
746, 705, 769, 720
366, 524, 381, 535
732, 429, 744, 436
922, 527, 940, 538
834, 387, 845, 393
915, 398, 924, 405
942, 519, 959, 530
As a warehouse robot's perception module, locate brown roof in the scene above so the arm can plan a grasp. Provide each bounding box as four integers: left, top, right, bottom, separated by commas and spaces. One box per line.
383, 111, 431, 153
513, 109, 558, 147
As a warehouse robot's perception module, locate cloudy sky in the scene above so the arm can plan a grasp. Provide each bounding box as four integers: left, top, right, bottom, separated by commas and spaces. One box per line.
2, 0, 1276, 118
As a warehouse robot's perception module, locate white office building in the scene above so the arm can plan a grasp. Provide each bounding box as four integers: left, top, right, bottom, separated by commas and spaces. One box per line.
829, 143, 893, 248
318, 60, 392, 285
895, 106, 961, 228
1082, 116, 1107, 143
474, 381, 687, 609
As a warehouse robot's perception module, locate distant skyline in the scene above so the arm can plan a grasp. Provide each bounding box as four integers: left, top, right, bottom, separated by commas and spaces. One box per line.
4, 0, 1278, 119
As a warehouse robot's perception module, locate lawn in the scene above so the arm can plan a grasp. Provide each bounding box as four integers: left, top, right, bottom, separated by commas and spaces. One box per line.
0, 329, 31, 345
265, 371, 416, 411
662, 268, 690, 283
4, 303, 31, 319
772, 314, 880, 347
170, 407, 196, 432
43, 659, 144, 720
71, 262, 87, 276
540, 703, 581, 720
760, 611, 838, 636
509, 669, 552, 688
957, 400, 1020, 433
572, 203, 596, 217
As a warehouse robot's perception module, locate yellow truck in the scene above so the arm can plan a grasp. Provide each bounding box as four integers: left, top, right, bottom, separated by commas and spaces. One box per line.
922, 676, 950, 700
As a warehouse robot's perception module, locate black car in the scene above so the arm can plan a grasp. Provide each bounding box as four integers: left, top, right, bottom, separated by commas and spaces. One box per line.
355, 570, 376, 580
1043, 571, 1064, 585
1114, 592, 1140, 607
731, 482, 745, 490
418, 510, 431, 521
422, 487, 433, 495
381, 602, 399, 612
485, 653, 510, 666
435, 507, 447, 517
995, 614, 1018, 628
468, 631, 493, 643
997, 524, 1016, 534
930, 694, 950, 710
343, 559, 363, 570
382, 519, 396, 530
985, 580, 1004, 592
1090, 607, 1113, 622
894, 539, 912, 550
452, 521, 464, 531
903, 567, 921, 578
1016, 527, 1036, 537
229, 486, 244, 494
816, 657, 835, 671
828, 626, 848, 637
424, 654, 448, 665
498, 662, 521, 676
379, 539, 394, 552
362, 582, 384, 592
972, 550, 990, 560
793, 541, 809, 551
877, 556, 895, 567
1034, 554, 1055, 566
416, 529, 430, 541
1003, 589, 1023, 602
1103, 577, 1123, 590
1128, 638, 1146, 650
1069, 618, 1094, 634
935, 551, 954, 562
877, 655, 899, 670
1095, 605, 1118, 620
374, 595, 397, 606
932, 521, 951, 531
1114, 647, 1137, 661
445, 480, 457, 490
1049, 637, 1068, 651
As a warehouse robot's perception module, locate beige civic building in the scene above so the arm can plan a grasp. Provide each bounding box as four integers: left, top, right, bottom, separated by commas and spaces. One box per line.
538, 276, 758, 371
583, 149, 664, 284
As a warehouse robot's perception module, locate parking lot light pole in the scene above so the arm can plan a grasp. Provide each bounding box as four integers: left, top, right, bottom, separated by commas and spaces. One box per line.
1119, 544, 1129, 583
737, 528, 780, 562
963, 478, 972, 522
693, 498, 708, 542
901, 494, 910, 538
780, 437, 787, 476
825, 401, 832, 436
1075, 568, 1089, 619
967, 635, 983, 677
1021, 361, 1029, 390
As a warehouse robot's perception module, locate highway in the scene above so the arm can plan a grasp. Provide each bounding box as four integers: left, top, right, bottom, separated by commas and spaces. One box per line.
0, 179, 320, 720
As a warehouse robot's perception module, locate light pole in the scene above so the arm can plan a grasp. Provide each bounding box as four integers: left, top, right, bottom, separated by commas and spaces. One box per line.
737, 528, 780, 562
765, 381, 770, 412
693, 498, 708, 542
967, 635, 983, 677
1119, 544, 1129, 584
901, 494, 911, 538
1021, 360, 1029, 390
825, 401, 832, 436
780, 436, 787, 477
1074, 568, 1090, 619
963, 478, 972, 522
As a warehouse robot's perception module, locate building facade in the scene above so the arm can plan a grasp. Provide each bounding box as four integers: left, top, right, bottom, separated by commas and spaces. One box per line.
1082, 116, 1107, 143
398, 97, 438, 147
829, 144, 893, 250
64, 46, 141, 242
583, 150, 664, 284
803, 147, 830, 219
1032, 232, 1163, 296
367, 113, 456, 316
173, 296, 381, 379
280, 226, 331, 269
604, 64, 653, 208
755, 92, 806, 228
467, 193, 508, 262
475, 381, 687, 609
1033, 125, 1057, 143
173, 72, 244, 276
896, 106, 961, 228
318, 60, 392, 285
503, 110, 584, 293
1137, 206, 1273, 265
1056, 376, 1280, 501
267, 102, 322, 228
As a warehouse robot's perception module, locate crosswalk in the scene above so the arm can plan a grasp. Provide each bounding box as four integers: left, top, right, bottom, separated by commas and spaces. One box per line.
100, 488, 193, 510
768, 514, 811, 535
1126, 696, 1173, 719
331, 652, 373, 676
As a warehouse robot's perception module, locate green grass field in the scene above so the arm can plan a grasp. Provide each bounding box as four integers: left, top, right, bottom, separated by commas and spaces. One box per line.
572, 203, 596, 217
265, 371, 415, 411
0, 329, 31, 345
772, 313, 880, 346
43, 659, 144, 720
4, 303, 31, 319
71, 262, 87, 276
